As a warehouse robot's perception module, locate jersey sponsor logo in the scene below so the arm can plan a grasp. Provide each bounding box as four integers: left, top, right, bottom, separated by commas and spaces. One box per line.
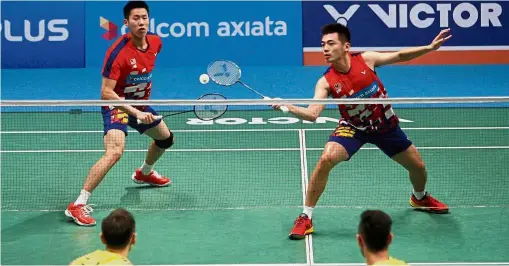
126, 72, 152, 84
349, 81, 379, 99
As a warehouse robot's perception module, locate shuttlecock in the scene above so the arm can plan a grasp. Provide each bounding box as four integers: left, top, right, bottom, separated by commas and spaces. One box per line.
199, 74, 210, 84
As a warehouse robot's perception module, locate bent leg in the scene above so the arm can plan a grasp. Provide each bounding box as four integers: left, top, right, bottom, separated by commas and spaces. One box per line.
129, 108, 173, 186
143, 120, 173, 166
375, 126, 448, 213
391, 144, 426, 193
306, 141, 351, 207
83, 129, 126, 192
66, 129, 125, 226
289, 124, 364, 240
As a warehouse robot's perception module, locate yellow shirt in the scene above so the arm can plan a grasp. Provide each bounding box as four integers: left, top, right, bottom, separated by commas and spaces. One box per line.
70, 250, 132, 265
373, 257, 408, 265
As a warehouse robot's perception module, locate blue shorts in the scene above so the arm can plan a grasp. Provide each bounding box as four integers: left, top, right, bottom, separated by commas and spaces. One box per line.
328, 123, 412, 160
101, 106, 161, 136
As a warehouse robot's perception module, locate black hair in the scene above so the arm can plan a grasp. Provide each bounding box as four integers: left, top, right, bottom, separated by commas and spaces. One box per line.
102, 208, 136, 249
321, 23, 351, 43
123, 1, 150, 19
358, 210, 393, 252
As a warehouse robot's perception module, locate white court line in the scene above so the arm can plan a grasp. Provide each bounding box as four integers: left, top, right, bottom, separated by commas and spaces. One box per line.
0, 128, 301, 134
51, 263, 509, 266
298, 129, 312, 265
308, 146, 509, 150
0, 126, 508, 134
306, 127, 509, 131
300, 129, 314, 265
2, 146, 508, 153
0, 148, 300, 153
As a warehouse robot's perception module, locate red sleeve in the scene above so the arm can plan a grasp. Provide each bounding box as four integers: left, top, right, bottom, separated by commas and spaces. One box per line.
102, 36, 129, 80
102, 55, 122, 80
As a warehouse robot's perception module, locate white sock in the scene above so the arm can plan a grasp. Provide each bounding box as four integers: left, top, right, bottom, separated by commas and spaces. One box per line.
413, 190, 426, 200
303, 206, 314, 219
140, 161, 154, 175
75, 190, 91, 206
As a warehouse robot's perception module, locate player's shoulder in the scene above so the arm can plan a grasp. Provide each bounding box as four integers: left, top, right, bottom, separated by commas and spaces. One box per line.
104, 34, 131, 59
69, 250, 101, 265
146, 32, 161, 43
349, 51, 368, 62
322, 65, 333, 77
146, 32, 162, 52
70, 250, 132, 265
373, 257, 408, 265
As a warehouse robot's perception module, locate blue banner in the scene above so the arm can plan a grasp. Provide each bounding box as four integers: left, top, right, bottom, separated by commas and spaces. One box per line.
85, 1, 302, 68
303, 1, 508, 48
1, 1, 85, 68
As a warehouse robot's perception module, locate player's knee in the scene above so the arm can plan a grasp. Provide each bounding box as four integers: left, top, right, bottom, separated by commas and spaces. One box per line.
412, 161, 426, 172
318, 153, 343, 168
154, 133, 174, 149
106, 148, 124, 163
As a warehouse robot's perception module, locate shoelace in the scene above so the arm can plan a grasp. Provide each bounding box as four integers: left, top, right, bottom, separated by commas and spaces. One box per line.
295, 216, 307, 225
426, 195, 441, 205
152, 171, 163, 179
79, 204, 95, 217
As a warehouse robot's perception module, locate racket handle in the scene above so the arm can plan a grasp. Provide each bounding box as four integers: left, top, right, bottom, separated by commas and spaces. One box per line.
264, 96, 289, 113
137, 115, 163, 124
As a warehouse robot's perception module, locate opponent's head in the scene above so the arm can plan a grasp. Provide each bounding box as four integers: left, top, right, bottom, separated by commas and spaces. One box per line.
320, 23, 351, 63
356, 210, 393, 257
100, 208, 137, 252
123, 1, 150, 39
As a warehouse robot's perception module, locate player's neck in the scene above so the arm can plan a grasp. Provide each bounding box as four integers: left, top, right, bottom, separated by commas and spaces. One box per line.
331, 55, 351, 74
105, 246, 130, 258
364, 250, 390, 265
131, 34, 148, 50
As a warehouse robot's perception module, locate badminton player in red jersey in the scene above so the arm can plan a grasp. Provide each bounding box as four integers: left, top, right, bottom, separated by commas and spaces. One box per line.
65, 1, 173, 226
271, 23, 452, 239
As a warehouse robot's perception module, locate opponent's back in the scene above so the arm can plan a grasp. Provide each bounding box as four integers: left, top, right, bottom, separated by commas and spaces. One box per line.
70, 250, 132, 265
323, 52, 399, 132
102, 33, 162, 101
373, 256, 408, 265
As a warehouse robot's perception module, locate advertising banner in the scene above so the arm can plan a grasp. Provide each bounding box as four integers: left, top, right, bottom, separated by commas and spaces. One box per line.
1, 1, 86, 68
303, 1, 509, 65
86, 1, 302, 68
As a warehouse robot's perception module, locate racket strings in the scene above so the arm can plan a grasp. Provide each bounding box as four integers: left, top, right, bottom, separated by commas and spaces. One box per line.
207, 60, 241, 86
194, 94, 228, 121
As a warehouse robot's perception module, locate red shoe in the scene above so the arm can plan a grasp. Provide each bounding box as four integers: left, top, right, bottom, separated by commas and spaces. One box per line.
65, 202, 96, 226
132, 169, 171, 186
410, 192, 449, 214
289, 213, 314, 240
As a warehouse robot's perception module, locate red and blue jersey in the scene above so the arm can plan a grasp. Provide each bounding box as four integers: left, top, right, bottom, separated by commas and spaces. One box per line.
323, 52, 399, 133
101, 33, 162, 103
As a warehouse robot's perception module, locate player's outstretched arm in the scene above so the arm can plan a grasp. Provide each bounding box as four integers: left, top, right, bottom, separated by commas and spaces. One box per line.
272, 77, 329, 122
363, 28, 452, 68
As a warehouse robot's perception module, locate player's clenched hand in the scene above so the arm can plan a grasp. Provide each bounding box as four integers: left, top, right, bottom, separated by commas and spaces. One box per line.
136, 112, 156, 124
429, 28, 452, 51
268, 97, 283, 110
